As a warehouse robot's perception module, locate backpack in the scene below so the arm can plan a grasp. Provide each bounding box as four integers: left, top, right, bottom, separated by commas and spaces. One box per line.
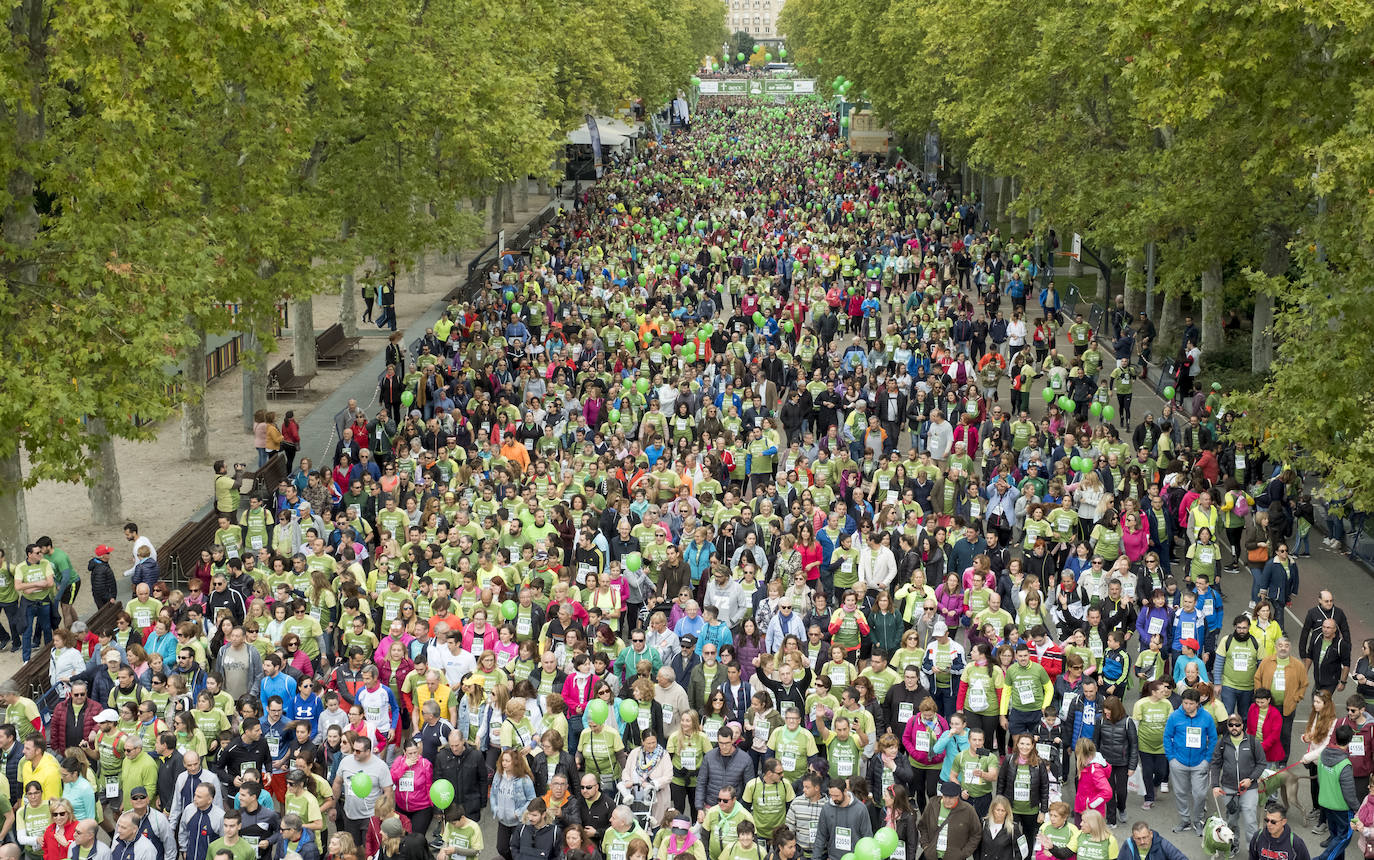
1232, 494, 1251, 518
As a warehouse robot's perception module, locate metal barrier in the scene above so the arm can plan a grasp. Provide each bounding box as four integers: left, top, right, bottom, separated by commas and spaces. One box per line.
446, 203, 560, 304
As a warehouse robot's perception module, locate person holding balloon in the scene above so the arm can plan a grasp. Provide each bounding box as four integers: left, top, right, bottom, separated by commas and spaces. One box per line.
389, 737, 435, 838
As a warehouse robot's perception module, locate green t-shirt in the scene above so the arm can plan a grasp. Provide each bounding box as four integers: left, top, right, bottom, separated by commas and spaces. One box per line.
1132, 697, 1173, 755
824, 734, 864, 781
741, 778, 793, 838
210, 838, 259, 860
1219, 634, 1261, 691
767, 726, 819, 780
951, 748, 997, 797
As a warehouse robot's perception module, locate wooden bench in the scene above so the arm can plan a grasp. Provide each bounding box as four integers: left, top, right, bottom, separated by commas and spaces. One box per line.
267, 359, 316, 398
315, 323, 360, 365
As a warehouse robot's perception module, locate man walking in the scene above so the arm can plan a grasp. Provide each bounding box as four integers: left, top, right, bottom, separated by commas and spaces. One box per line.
1164, 689, 1217, 837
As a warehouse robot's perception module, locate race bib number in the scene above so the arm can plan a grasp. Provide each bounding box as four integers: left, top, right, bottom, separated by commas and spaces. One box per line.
963, 760, 980, 785
831, 668, 849, 687
836, 827, 852, 852
1148, 617, 1164, 635
915, 732, 931, 753
968, 685, 988, 712
1036, 743, 1052, 761
1186, 726, 1203, 748
1199, 547, 1215, 565
1353, 736, 1367, 758
1015, 678, 1037, 706
1014, 770, 1031, 802
937, 827, 949, 853
399, 772, 415, 792
1181, 621, 1196, 641
680, 748, 698, 770
835, 749, 854, 777
1232, 649, 1250, 672
106, 778, 120, 799
1274, 672, 1286, 692
898, 702, 915, 723
639, 711, 652, 730
516, 616, 532, 636
780, 751, 797, 772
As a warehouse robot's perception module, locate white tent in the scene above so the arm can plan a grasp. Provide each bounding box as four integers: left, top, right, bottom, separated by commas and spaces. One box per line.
566, 125, 628, 146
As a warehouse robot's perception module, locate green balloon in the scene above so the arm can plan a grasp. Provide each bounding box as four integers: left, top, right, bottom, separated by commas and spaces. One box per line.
681, 343, 696, 359
855, 837, 881, 860
638, 272, 647, 285
511, 301, 521, 313
624, 551, 643, 572
636, 378, 650, 394
430, 779, 455, 809
702, 323, 714, 337
765, 53, 773, 62
1102, 404, 1117, 422
779, 47, 787, 58
1013, 254, 1022, 265
608, 408, 620, 423
1070, 456, 1083, 472
1041, 388, 1055, 404
1057, 395, 1074, 411
875, 828, 900, 859
586, 699, 610, 725
782, 319, 794, 333
400, 390, 414, 407
501, 599, 518, 620
737, 52, 745, 61
690, 76, 702, 86
660, 343, 673, 357
619, 699, 640, 723
351, 773, 373, 799
1090, 401, 1103, 417
1163, 385, 1176, 399
753, 311, 766, 327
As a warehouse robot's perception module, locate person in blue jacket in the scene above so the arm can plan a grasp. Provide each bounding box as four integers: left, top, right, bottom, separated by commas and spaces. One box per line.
1162, 688, 1218, 837
1193, 574, 1225, 664
1117, 822, 1192, 860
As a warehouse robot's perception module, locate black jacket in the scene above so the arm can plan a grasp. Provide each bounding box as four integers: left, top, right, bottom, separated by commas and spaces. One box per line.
511, 822, 562, 860
996, 757, 1051, 814
434, 745, 487, 816
89, 557, 118, 608
1097, 717, 1139, 772
976, 818, 1026, 860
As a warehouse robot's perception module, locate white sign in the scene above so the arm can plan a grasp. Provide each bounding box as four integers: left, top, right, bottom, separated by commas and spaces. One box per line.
1071, 233, 1083, 261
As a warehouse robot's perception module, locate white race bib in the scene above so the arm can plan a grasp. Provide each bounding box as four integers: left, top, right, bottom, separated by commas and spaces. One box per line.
1015, 678, 1037, 706
836, 827, 852, 852
898, 702, 915, 723
516, 616, 532, 636
916, 732, 931, 753
963, 760, 980, 785
1232, 650, 1251, 672
1353, 736, 1367, 758
680, 747, 698, 769
1274, 672, 1286, 692
937, 827, 949, 852
1014, 769, 1031, 802
968, 685, 988, 712
1148, 617, 1164, 636
1186, 726, 1203, 748
399, 772, 415, 792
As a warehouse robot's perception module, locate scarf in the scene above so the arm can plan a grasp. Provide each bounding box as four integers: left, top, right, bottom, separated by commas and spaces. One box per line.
635, 747, 665, 779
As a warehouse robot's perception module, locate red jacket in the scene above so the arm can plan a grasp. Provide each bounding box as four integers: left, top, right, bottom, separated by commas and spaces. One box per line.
47, 697, 97, 753
1247, 702, 1284, 763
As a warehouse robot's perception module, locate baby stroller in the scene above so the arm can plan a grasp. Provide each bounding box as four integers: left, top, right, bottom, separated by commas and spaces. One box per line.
617, 779, 659, 835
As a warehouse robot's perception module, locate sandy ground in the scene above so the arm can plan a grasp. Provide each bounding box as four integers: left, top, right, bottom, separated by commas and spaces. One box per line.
17, 194, 552, 633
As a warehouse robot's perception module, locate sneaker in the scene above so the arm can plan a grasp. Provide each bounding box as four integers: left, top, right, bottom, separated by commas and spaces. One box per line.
1142, 801, 1154, 810
1172, 824, 1192, 834
1160, 782, 1170, 794
1195, 827, 1205, 838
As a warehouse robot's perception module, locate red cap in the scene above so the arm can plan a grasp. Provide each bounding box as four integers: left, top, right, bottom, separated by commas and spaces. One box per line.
95, 545, 113, 556
1181, 638, 1200, 652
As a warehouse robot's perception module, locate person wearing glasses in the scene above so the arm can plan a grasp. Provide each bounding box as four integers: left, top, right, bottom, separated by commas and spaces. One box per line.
1246, 803, 1310, 860
47, 681, 96, 754
1210, 714, 1265, 849
573, 776, 614, 843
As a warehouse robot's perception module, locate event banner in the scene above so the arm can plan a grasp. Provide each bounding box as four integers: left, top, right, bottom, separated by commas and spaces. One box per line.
698, 79, 816, 96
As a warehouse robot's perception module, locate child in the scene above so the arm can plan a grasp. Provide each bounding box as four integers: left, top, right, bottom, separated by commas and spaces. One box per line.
1072, 738, 1112, 826
1034, 706, 1065, 797
719, 820, 763, 860
1135, 634, 1167, 686
317, 690, 348, 742
1099, 632, 1130, 699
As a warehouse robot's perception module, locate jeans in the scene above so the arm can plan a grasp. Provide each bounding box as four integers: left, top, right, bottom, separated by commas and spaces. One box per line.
0, 600, 20, 649
1219, 686, 1254, 722
1221, 788, 1259, 851
20, 598, 52, 661
1170, 759, 1210, 828
1315, 808, 1352, 860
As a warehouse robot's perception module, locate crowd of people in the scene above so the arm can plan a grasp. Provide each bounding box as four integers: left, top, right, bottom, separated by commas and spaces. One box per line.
0, 98, 1365, 860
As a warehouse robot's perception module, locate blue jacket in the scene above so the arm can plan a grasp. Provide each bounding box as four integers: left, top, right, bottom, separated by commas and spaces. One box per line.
684, 540, 715, 585
1194, 586, 1224, 632
1162, 706, 1217, 768
489, 773, 535, 826
1170, 608, 1207, 653
1117, 830, 1189, 860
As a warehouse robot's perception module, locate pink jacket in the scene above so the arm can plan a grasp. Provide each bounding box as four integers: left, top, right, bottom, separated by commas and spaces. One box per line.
934, 585, 964, 628
902, 714, 949, 767
1074, 755, 1113, 814
389, 755, 434, 813
461, 623, 500, 656
1122, 522, 1150, 562
561, 672, 599, 717
1356, 794, 1374, 858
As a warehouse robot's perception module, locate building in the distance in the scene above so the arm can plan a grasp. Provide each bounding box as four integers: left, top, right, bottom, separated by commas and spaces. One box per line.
728, 0, 783, 39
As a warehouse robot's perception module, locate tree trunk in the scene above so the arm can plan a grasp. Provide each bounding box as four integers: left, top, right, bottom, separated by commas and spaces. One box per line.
1253, 229, 1287, 374
86, 419, 123, 526
416, 252, 428, 293
292, 294, 317, 376
181, 324, 210, 460
1009, 178, 1025, 234
488, 189, 501, 234
991, 176, 1006, 225
339, 219, 357, 338
1157, 291, 1183, 357
516, 176, 530, 212
242, 327, 266, 433
1124, 255, 1145, 319
1095, 244, 1113, 307
1200, 259, 1225, 354
0, 451, 28, 553
961, 162, 972, 199
502, 181, 516, 223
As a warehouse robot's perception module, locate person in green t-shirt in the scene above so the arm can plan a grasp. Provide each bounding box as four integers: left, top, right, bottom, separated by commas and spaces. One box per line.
208, 808, 258, 860
951, 728, 999, 818
741, 759, 794, 840
1130, 680, 1174, 807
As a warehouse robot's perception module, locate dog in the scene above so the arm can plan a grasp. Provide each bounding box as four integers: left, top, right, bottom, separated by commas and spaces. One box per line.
1260, 767, 1312, 820
1202, 816, 1237, 860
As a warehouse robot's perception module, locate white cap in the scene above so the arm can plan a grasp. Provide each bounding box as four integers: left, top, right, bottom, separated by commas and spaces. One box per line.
95, 709, 119, 724
932, 620, 949, 637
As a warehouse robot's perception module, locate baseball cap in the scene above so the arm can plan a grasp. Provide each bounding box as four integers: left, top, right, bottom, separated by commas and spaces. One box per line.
287, 769, 306, 784
940, 780, 961, 798
932, 619, 949, 637
1181, 638, 1200, 652
130, 786, 148, 799
381, 818, 404, 839
680, 633, 698, 646
95, 545, 113, 556
95, 709, 119, 724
